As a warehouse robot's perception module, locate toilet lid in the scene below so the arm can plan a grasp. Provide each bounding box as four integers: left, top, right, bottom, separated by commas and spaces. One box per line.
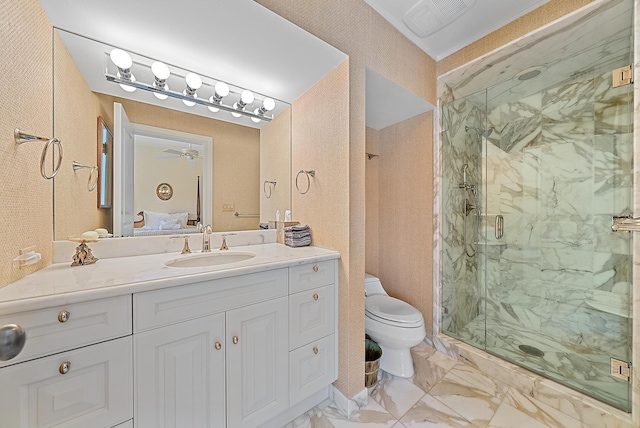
365, 295, 424, 327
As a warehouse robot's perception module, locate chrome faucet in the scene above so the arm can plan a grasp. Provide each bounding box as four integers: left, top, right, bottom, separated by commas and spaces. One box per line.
200, 224, 213, 252
181, 236, 191, 254
219, 233, 236, 251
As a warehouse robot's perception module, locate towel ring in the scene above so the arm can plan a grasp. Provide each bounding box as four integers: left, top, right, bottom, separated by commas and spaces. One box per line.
72, 161, 99, 192
263, 180, 277, 199
15, 128, 63, 180
295, 169, 315, 195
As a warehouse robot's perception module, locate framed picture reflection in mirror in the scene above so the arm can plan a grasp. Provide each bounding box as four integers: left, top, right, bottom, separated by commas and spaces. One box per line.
97, 116, 114, 208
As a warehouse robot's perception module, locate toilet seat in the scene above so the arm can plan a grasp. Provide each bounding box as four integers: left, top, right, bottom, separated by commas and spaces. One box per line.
365, 295, 424, 328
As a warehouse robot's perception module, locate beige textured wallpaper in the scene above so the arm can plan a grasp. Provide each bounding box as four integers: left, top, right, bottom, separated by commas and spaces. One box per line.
53, 33, 111, 239
260, 107, 291, 223
437, 0, 597, 75
93, 95, 261, 232
377, 112, 434, 326
0, 0, 53, 287
257, 0, 437, 398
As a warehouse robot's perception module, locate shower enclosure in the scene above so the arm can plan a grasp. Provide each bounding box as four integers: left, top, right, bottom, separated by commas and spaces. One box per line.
440, 0, 634, 412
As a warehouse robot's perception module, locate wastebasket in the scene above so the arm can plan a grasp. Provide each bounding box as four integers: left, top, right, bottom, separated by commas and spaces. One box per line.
365, 338, 382, 388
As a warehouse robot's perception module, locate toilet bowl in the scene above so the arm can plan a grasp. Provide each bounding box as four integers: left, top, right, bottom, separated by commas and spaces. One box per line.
364, 274, 426, 378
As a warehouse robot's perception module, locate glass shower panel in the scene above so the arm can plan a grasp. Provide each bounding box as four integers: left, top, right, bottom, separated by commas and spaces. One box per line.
483, 59, 634, 411
440, 89, 487, 350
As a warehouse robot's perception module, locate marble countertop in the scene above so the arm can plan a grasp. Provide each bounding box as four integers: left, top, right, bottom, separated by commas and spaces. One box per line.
0, 243, 339, 313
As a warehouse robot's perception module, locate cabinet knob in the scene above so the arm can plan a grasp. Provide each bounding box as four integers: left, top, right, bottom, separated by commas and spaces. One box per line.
58, 310, 70, 323
232, 336, 239, 345
313, 293, 319, 301
59, 361, 71, 374
0, 324, 26, 361
215, 341, 222, 350
313, 265, 319, 272
313, 346, 319, 355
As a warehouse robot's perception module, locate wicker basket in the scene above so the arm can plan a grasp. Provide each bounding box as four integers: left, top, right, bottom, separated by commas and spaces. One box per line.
365, 338, 382, 388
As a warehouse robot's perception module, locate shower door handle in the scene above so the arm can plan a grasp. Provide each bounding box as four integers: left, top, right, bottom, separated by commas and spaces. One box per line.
611, 215, 640, 232
495, 215, 503, 239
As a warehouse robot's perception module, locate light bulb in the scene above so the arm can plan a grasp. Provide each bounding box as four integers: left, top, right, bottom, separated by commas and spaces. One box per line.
231, 102, 242, 117
251, 109, 261, 123
151, 61, 170, 80
183, 90, 196, 107
153, 82, 169, 100
185, 72, 202, 90
110, 49, 132, 69
262, 97, 276, 111
208, 96, 220, 112
117, 72, 136, 92
215, 81, 229, 97
240, 90, 254, 104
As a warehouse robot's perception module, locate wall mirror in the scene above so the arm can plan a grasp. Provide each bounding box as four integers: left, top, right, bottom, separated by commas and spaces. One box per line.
44, 0, 348, 240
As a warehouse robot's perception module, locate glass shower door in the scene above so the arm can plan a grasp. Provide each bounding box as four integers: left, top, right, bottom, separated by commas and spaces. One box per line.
482, 62, 634, 411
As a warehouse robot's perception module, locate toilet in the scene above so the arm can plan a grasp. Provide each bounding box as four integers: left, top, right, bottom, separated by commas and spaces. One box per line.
364, 273, 426, 378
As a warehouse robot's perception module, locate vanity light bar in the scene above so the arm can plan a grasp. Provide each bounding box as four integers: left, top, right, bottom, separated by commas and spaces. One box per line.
104, 53, 274, 123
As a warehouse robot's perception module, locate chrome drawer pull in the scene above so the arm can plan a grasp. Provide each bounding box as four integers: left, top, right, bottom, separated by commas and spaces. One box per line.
313, 293, 319, 301
232, 336, 239, 345
313, 265, 319, 272
214, 341, 222, 350
58, 310, 70, 323
59, 361, 71, 374
313, 346, 319, 355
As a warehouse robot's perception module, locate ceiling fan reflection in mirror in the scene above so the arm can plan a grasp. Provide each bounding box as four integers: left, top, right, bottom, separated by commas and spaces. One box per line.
161, 148, 202, 159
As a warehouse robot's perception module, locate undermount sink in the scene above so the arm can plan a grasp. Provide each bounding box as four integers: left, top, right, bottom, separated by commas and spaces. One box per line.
166, 252, 255, 268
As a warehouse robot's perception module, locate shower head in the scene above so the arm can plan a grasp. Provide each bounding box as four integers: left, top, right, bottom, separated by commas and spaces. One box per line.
465, 125, 492, 138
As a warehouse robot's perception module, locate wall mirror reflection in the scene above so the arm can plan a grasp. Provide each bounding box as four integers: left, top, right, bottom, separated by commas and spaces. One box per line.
46, 0, 347, 240
97, 116, 113, 209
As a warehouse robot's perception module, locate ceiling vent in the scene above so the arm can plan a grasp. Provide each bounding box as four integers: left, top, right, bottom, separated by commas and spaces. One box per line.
403, 0, 477, 38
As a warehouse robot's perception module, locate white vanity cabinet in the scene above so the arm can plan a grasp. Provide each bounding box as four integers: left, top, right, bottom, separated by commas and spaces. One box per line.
133, 269, 290, 428
288, 261, 337, 406
0, 296, 133, 428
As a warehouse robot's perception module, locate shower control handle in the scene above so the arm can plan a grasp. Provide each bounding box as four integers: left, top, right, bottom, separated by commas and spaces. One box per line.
495, 215, 504, 239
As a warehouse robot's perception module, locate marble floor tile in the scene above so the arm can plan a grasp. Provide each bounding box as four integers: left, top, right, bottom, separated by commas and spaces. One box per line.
488, 401, 556, 428
411, 346, 451, 392
400, 393, 477, 427
370, 371, 427, 419
503, 388, 584, 428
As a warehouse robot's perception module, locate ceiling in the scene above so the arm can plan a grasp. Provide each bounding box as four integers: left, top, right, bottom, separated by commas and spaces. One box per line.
365, 0, 550, 60
39, 0, 347, 116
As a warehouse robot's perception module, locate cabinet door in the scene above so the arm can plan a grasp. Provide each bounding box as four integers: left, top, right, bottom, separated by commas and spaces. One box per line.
226, 297, 288, 428
135, 313, 225, 428
0, 336, 132, 428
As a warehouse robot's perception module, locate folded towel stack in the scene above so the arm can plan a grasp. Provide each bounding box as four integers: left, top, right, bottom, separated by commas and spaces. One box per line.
284, 224, 311, 247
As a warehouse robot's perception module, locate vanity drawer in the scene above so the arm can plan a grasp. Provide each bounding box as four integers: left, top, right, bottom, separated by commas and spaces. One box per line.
134, 268, 288, 332
289, 334, 336, 406
289, 285, 335, 350
0, 295, 132, 368
289, 260, 335, 293
0, 336, 133, 428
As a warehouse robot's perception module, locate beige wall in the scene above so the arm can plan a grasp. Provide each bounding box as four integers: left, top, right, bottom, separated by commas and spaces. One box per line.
365, 127, 379, 277
260, 107, 291, 223
0, 0, 53, 287
53, 32, 111, 239
257, 0, 437, 398
437, 0, 597, 75
377, 112, 434, 325
93, 95, 261, 232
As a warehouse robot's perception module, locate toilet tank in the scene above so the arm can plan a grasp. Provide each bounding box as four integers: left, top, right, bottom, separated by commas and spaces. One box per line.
365, 273, 388, 296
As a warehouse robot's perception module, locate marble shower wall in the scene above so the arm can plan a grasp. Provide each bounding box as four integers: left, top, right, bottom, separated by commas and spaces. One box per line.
440, 90, 485, 345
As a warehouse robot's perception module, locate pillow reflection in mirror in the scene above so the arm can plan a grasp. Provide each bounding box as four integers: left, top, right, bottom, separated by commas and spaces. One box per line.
143, 211, 189, 229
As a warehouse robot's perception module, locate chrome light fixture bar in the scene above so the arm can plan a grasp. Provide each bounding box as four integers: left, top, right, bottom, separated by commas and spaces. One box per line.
104, 51, 274, 123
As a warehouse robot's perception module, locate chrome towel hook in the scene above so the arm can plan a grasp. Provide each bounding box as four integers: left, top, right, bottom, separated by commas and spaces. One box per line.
295, 169, 315, 195
263, 179, 277, 199
72, 161, 99, 192
15, 128, 63, 180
